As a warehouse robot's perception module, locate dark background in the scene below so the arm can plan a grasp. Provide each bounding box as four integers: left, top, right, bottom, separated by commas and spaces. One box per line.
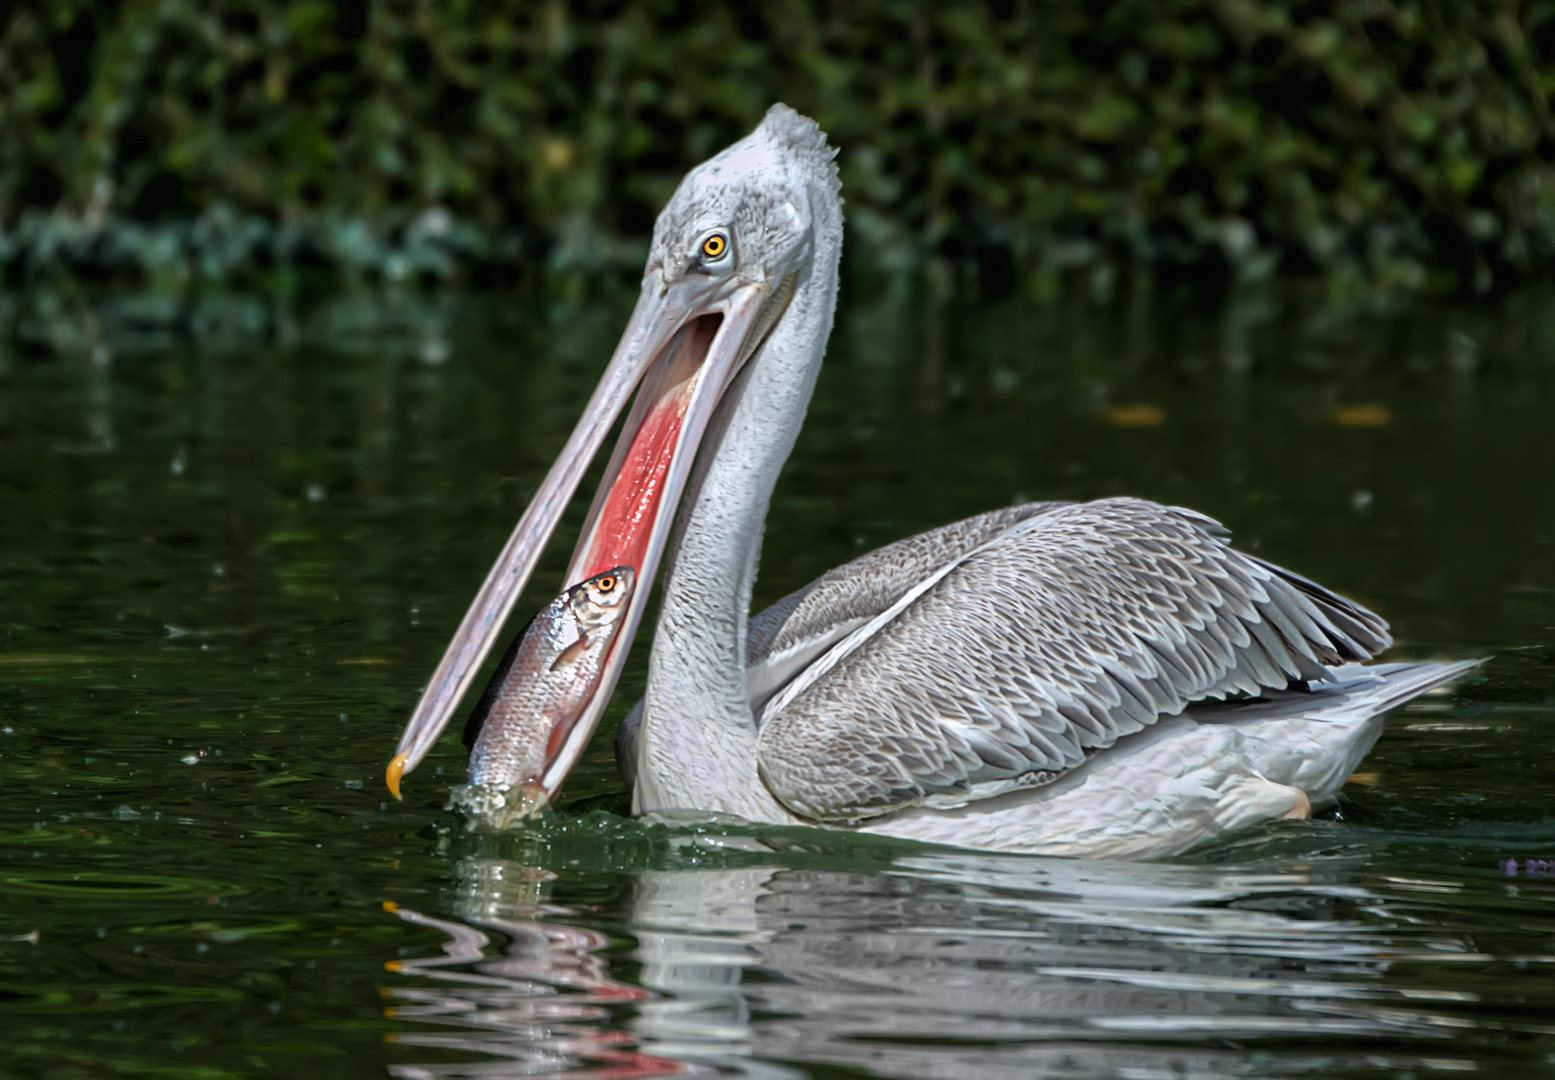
3, 1, 1554, 301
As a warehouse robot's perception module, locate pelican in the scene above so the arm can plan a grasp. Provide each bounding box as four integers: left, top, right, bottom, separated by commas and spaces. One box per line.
388, 105, 1476, 858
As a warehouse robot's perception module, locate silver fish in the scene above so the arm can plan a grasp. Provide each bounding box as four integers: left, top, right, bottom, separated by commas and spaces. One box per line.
450, 566, 635, 827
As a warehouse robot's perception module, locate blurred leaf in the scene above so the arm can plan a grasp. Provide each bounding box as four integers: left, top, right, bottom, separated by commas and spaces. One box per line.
0, 0, 1551, 297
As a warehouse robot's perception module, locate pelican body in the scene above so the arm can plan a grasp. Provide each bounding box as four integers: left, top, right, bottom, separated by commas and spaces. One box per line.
389, 106, 1475, 857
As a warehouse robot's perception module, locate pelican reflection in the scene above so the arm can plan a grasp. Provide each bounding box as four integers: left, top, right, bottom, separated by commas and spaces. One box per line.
382, 846, 1492, 1078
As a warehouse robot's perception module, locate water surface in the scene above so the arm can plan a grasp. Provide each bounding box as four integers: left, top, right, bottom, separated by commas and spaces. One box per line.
2, 288, 1553, 1078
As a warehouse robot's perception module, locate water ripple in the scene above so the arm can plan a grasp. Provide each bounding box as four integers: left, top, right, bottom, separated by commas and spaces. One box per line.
382, 844, 1552, 1078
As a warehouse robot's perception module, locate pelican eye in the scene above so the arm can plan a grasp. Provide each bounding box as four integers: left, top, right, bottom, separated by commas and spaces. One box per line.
700, 233, 728, 261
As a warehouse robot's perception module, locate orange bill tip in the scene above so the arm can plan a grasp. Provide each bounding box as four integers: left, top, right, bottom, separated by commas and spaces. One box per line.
381, 900, 399, 913
386, 753, 408, 800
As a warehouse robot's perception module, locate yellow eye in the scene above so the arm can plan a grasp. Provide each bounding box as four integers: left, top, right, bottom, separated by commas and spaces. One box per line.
597, 576, 615, 593
701, 233, 727, 260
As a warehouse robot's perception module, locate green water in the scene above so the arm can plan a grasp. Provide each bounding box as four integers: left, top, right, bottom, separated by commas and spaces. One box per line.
2, 288, 1554, 1078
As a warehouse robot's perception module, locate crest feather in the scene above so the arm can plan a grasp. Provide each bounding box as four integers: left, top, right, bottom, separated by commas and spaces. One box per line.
758, 104, 842, 198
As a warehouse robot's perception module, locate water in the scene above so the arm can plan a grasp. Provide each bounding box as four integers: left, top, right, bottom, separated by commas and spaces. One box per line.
2, 287, 1554, 1078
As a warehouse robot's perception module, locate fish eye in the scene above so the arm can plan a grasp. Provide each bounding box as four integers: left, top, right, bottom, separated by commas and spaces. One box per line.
597, 576, 615, 593
699, 232, 729, 262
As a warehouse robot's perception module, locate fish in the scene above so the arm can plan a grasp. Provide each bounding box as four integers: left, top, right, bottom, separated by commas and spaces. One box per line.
449, 566, 636, 827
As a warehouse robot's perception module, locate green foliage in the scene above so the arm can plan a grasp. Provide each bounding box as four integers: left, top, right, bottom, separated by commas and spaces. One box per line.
2, 0, 1553, 296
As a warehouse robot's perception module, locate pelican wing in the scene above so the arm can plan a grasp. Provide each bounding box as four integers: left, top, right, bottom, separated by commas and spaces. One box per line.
754, 497, 1391, 822
746, 502, 1068, 713
619, 503, 1066, 788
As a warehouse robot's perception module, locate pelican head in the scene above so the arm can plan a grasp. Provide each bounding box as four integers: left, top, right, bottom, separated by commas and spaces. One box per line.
645, 104, 838, 295
387, 105, 843, 803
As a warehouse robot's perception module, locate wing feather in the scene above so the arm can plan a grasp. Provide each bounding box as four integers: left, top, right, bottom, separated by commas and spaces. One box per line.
755, 497, 1390, 822
744, 502, 1068, 714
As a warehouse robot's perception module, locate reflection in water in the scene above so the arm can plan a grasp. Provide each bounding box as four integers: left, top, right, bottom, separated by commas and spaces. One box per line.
385, 863, 683, 1079
385, 846, 1503, 1078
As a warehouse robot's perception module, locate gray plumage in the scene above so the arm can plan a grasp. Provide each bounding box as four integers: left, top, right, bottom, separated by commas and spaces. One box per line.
617, 493, 1397, 827
745, 504, 1063, 715
746, 498, 1388, 822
